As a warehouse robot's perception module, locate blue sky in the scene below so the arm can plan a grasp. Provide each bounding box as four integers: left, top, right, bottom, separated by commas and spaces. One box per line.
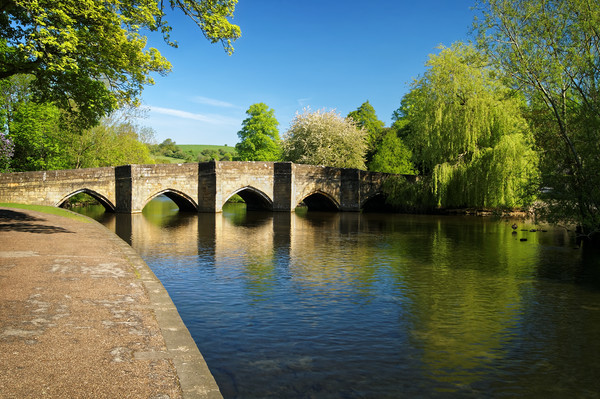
139, 1, 476, 146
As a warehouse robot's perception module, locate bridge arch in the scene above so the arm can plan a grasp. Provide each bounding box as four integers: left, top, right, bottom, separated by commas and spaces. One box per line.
361, 192, 392, 212
299, 190, 340, 212
143, 189, 198, 212
225, 186, 273, 211
57, 189, 116, 212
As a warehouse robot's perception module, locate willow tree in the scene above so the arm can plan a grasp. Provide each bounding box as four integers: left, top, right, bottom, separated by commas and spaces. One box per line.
399, 43, 538, 208
475, 0, 600, 240
282, 108, 367, 169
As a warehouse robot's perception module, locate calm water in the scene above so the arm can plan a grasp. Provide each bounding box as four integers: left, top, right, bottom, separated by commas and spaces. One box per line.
77, 198, 600, 398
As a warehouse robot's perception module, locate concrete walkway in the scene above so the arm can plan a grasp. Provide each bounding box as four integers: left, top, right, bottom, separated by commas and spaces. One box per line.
0, 207, 222, 399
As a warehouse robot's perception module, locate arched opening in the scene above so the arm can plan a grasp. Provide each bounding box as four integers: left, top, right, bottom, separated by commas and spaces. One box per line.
226, 187, 273, 211
361, 193, 395, 213
58, 189, 115, 213
144, 190, 197, 212
300, 192, 339, 212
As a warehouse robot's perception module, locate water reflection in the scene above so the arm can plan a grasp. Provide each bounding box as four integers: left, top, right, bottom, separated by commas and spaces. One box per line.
73, 197, 600, 398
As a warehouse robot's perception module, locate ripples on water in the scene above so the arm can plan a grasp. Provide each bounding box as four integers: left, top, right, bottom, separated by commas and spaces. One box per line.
77, 198, 600, 398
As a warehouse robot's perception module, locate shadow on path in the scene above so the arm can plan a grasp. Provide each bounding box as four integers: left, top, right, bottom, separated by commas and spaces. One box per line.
0, 209, 42, 222
0, 209, 73, 234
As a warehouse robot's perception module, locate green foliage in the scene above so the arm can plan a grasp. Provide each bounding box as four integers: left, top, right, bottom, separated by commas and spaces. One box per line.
394, 43, 538, 209
0, 0, 240, 127
65, 116, 155, 168
475, 0, 600, 238
431, 133, 538, 208
1, 75, 69, 170
282, 108, 368, 169
9, 100, 69, 171
347, 101, 385, 163
1, 75, 157, 170
235, 103, 281, 161
64, 192, 100, 207
383, 176, 435, 213
157, 139, 180, 158
197, 147, 234, 161
347, 101, 416, 173
368, 129, 416, 174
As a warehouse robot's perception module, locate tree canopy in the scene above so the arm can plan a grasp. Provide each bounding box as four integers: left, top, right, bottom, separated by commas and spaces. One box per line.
475, 0, 600, 238
397, 43, 538, 208
347, 101, 385, 164
1, 74, 154, 170
368, 129, 416, 175
282, 108, 367, 169
235, 103, 281, 161
0, 0, 240, 127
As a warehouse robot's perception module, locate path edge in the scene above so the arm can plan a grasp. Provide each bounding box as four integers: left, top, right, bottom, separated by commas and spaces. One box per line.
93, 217, 223, 399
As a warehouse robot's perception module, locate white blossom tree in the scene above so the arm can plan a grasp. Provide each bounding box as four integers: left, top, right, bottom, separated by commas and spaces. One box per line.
282, 108, 367, 169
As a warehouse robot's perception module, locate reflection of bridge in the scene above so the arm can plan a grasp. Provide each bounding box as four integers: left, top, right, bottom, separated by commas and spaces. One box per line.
0, 161, 407, 213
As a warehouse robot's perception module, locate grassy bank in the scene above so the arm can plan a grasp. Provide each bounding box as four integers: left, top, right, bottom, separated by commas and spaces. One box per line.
0, 203, 92, 223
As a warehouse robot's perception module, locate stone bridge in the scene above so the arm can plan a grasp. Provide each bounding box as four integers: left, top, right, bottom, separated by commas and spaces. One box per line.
0, 161, 406, 213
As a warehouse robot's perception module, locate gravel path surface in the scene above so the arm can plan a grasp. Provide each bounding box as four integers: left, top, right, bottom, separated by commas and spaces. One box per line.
0, 207, 221, 399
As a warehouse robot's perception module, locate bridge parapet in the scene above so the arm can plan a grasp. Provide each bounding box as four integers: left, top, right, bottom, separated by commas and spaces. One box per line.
0, 167, 116, 210
0, 161, 407, 213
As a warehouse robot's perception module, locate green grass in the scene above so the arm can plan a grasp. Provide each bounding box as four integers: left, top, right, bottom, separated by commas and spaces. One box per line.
0, 203, 93, 223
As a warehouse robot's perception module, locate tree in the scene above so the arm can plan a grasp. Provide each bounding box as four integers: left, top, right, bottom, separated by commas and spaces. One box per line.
156, 139, 179, 157
1, 75, 157, 170
347, 101, 385, 164
475, 0, 600, 239
65, 114, 154, 168
235, 103, 281, 161
398, 43, 538, 208
0, 0, 241, 127
8, 100, 68, 171
197, 148, 234, 161
347, 101, 416, 173
282, 108, 367, 169
1, 75, 69, 170
368, 129, 416, 174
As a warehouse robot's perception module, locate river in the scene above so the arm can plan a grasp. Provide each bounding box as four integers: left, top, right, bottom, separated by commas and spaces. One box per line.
75, 197, 600, 398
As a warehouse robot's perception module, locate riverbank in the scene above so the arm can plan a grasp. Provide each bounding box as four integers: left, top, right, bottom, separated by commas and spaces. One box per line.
0, 206, 222, 399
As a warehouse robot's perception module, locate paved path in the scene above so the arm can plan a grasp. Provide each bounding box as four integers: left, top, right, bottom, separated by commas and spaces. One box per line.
0, 207, 222, 399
